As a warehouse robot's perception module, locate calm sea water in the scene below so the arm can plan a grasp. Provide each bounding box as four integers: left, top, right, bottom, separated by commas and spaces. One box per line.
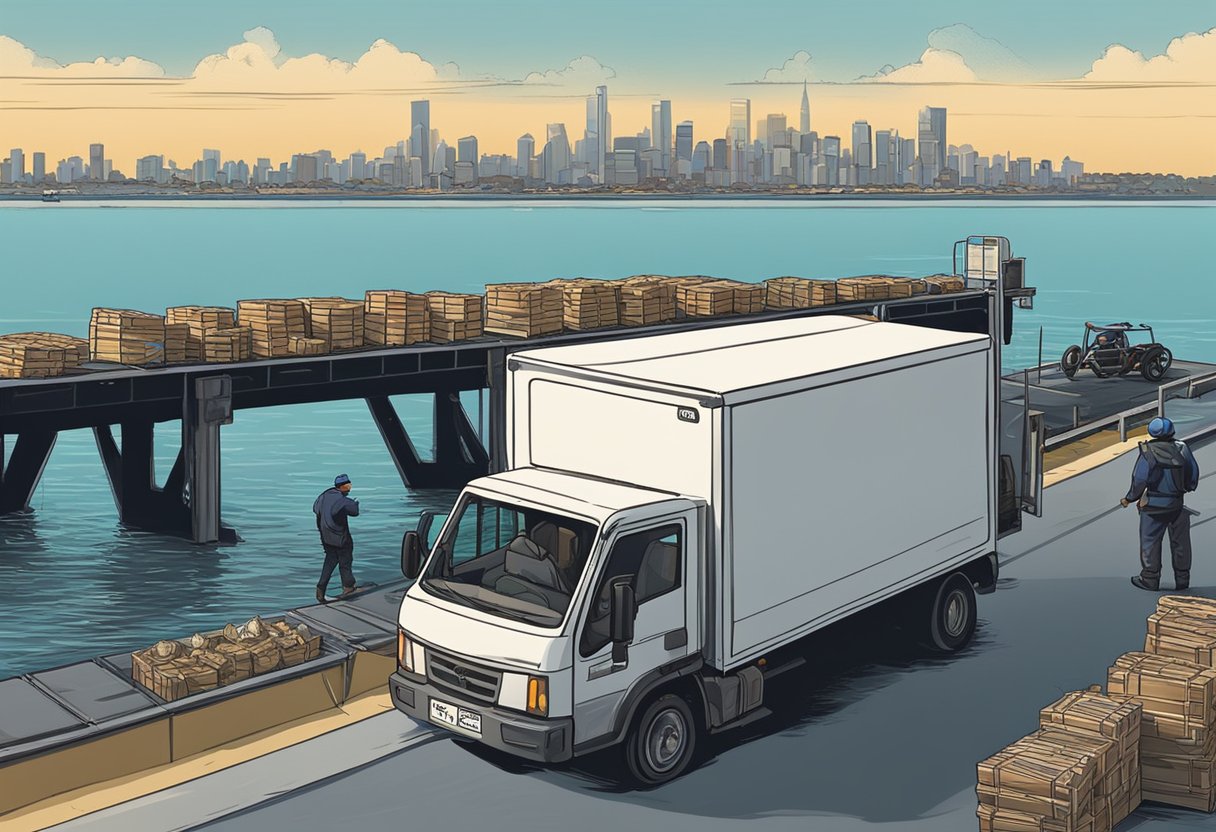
1, 199, 1213, 677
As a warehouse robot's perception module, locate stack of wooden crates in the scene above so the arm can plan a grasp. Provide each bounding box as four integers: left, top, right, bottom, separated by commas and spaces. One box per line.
364, 290, 430, 346
546, 279, 619, 331
236, 300, 308, 359
299, 297, 364, 351
0, 333, 90, 378
615, 276, 676, 326
425, 291, 484, 343
89, 308, 168, 366
763, 277, 838, 310
485, 283, 562, 338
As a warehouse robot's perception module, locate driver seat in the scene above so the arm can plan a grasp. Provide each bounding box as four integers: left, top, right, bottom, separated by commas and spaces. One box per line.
493, 533, 569, 610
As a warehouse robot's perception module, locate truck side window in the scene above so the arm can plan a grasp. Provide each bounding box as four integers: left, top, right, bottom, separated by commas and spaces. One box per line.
580, 524, 682, 657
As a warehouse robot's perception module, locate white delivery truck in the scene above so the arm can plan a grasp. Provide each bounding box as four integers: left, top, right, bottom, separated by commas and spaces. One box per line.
390, 301, 1042, 784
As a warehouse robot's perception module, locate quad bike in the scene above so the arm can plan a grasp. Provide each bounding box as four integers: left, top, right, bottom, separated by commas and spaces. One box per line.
1060, 322, 1172, 382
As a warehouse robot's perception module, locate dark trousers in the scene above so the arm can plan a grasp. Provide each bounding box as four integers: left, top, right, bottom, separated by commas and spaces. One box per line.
318, 541, 355, 592
1139, 508, 1192, 587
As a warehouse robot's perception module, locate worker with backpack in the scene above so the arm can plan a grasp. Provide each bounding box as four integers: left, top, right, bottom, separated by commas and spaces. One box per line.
1121, 417, 1201, 591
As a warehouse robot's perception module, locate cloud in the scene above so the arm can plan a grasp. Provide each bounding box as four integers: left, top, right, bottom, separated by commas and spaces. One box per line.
0, 34, 164, 77
858, 48, 977, 83
520, 56, 615, 87
761, 50, 817, 83
927, 24, 1033, 81
1085, 27, 1216, 82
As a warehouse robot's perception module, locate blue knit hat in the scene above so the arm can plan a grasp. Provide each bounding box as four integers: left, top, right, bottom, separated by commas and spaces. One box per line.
1148, 417, 1175, 439
334, 473, 351, 486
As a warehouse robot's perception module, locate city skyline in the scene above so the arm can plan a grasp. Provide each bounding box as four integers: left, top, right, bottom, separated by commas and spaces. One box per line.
0, 14, 1214, 175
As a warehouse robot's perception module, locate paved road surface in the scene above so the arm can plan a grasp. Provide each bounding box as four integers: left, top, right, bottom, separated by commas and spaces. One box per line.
60, 437, 1216, 832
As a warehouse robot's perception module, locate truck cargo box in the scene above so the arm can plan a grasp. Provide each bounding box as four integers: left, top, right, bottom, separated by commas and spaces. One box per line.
507, 315, 994, 670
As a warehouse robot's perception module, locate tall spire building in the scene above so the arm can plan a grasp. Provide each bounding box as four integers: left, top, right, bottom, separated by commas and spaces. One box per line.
800, 82, 811, 134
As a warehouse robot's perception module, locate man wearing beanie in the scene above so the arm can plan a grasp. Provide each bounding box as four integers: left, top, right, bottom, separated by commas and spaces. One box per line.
1121, 417, 1200, 591
313, 474, 361, 603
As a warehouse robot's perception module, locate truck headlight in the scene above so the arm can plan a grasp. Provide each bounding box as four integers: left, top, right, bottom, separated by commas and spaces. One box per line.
499, 672, 549, 716
397, 631, 425, 675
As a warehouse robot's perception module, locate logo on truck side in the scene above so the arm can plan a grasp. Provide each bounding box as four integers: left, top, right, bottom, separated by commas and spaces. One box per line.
677, 406, 699, 423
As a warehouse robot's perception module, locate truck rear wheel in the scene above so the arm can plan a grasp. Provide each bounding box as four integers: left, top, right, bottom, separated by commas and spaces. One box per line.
624, 693, 698, 786
924, 573, 977, 652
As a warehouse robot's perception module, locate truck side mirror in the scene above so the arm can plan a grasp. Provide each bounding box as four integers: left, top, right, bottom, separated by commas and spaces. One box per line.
401, 531, 423, 580
610, 578, 637, 665
416, 510, 440, 551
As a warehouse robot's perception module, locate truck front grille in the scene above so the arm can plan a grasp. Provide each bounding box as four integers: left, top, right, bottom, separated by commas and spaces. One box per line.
427, 650, 501, 706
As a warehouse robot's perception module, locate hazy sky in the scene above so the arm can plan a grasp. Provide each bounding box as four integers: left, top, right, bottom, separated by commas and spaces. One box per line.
2, 0, 1214, 174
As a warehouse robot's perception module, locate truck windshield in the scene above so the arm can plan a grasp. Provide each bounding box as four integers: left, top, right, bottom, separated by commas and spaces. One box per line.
419, 494, 597, 628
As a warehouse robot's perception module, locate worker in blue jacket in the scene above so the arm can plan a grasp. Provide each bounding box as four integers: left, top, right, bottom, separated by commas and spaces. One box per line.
1120, 418, 1200, 591
313, 474, 361, 603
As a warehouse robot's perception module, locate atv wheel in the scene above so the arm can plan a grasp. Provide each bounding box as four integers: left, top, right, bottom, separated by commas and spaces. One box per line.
1060, 345, 1082, 379
1141, 346, 1172, 382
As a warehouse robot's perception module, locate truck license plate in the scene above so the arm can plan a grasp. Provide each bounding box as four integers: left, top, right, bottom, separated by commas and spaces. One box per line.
430, 698, 482, 736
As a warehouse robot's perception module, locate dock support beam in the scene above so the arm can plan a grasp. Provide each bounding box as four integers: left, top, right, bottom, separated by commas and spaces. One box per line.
92, 421, 192, 536
487, 348, 508, 474
0, 430, 58, 514
185, 376, 234, 544
367, 392, 488, 489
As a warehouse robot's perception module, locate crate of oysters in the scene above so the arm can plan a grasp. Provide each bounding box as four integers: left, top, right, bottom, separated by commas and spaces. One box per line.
130, 616, 322, 702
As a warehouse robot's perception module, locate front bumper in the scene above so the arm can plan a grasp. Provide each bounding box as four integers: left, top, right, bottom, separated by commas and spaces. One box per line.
389, 671, 574, 763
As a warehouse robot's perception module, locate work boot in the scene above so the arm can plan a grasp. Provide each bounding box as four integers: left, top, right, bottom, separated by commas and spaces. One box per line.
316, 587, 328, 604
338, 585, 357, 600
1176, 575, 1191, 592
1130, 576, 1160, 592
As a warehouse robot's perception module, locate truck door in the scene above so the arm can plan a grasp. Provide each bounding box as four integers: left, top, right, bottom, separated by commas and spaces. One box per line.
999, 374, 1046, 537
572, 510, 697, 748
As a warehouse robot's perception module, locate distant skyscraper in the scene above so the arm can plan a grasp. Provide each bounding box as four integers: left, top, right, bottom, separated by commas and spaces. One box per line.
692, 141, 711, 174
765, 114, 788, 150
543, 123, 571, 184
728, 98, 751, 183
874, 130, 891, 186
89, 143, 104, 180
851, 121, 872, 185
296, 154, 318, 183
651, 100, 672, 177
516, 134, 534, 179
822, 135, 840, 186
917, 106, 947, 186
675, 121, 694, 164
800, 81, 811, 134
349, 152, 366, 180
457, 136, 479, 183
32, 152, 45, 184
9, 148, 24, 183
596, 85, 609, 179
411, 100, 431, 181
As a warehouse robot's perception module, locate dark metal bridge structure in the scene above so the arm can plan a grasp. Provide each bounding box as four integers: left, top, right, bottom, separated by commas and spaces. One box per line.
0, 290, 999, 544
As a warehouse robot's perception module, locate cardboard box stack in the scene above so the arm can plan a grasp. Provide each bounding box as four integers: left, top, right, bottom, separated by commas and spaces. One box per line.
615, 276, 676, 326
923, 275, 966, 294
165, 306, 237, 360
299, 297, 364, 351
364, 290, 430, 346
547, 279, 620, 330
485, 283, 563, 338
1039, 688, 1144, 831
203, 327, 252, 363
763, 277, 838, 310
976, 732, 1097, 832
1107, 651, 1216, 812
0, 333, 88, 379
89, 308, 167, 366
425, 291, 484, 343
237, 300, 308, 359
130, 616, 321, 703
835, 277, 892, 302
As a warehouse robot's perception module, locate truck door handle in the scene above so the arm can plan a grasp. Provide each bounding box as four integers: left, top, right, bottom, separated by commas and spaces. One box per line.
588, 659, 621, 680
664, 629, 687, 650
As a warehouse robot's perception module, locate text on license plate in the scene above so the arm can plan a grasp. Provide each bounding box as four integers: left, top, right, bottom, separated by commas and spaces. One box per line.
430, 698, 482, 735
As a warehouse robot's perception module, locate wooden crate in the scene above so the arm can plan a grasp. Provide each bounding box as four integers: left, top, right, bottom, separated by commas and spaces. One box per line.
977, 732, 1097, 824
425, 291, 484, 342
977, 804, 1095, 832
1147, 596, 1216, 667
0, 332, 87, 379
364, 290, 430, 346
763, 277, 838, 309
237, 300, 308, 359
885, 276, 929, 295
699, 279, 764, 314
164, 322, 189, 364
299, 298, 364, 350
166, 306, 237, 360
547, 279, 620, 330
89, 308, 167, 366
203, 327, 252, 363
923, 275, 966, 294
674, 280, 735, 317
485, 283, 562, 338
834, 276, 891, 302
288, 336, 327, 356
614, 278, 676, 326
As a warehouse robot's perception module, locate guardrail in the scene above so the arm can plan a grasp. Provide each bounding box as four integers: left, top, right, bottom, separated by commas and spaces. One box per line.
1042, 369, 1216, 450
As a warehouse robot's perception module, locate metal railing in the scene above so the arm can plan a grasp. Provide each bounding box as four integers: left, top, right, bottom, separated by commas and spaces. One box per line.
1044, 369, 1216, 450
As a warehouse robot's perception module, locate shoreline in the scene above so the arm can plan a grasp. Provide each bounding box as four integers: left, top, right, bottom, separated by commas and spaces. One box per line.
2, 191, 1214, 203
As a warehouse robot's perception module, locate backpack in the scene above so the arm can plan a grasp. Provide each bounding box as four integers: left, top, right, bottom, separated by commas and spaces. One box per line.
1139, 440, 1188, 513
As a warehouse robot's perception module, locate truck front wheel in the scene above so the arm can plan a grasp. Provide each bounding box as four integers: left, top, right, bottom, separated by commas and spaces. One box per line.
624, 693, 698, 786
924, 572, 977, 652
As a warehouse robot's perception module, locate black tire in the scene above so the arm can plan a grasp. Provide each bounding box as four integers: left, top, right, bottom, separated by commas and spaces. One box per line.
1141, 346, 1171, 382
923, 573, 978, 652
624, 693, 698, 786
1060, 345, 1082, 379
